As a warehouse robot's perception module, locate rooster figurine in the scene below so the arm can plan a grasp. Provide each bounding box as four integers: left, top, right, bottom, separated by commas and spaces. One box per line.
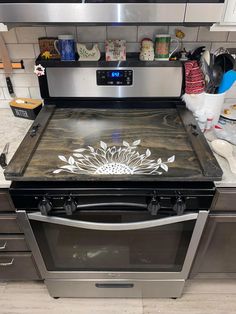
77, 43, 101, 61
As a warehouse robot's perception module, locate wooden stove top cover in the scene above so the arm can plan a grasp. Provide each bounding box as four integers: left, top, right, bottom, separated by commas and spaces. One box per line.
5, 107, 223, 181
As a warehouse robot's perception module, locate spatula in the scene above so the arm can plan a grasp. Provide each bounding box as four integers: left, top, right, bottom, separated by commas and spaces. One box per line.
218, 59, 236, 94
211, 139, 236, 174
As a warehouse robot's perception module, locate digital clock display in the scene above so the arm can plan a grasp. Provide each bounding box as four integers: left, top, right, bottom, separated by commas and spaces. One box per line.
109, 71, 123, 78
97, 69, 132, 86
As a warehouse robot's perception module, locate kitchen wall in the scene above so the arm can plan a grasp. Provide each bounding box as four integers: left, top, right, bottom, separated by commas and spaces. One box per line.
0, 25, 236, 107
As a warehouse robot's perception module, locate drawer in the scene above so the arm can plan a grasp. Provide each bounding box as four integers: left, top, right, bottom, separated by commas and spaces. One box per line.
0, 235, 29, 252
0, 215, 21, 233
0, 253, 41, 280
212, 188, 236, 211
0, 191, 14, 212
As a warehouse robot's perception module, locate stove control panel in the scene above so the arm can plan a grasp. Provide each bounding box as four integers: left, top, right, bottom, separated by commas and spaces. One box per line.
96, 70, 133, 86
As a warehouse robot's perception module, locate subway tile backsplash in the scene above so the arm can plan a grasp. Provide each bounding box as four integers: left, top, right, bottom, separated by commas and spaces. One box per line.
0, 25, 235, 106
197, 27, 228, 42
107, 26, 138, 42
169, 26, 198, 42
45, 26, 77, 37
77, 26, 106, 43
16, 27, 46, 44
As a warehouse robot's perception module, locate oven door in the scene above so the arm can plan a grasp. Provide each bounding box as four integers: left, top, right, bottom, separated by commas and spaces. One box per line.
18, 209, 208, 281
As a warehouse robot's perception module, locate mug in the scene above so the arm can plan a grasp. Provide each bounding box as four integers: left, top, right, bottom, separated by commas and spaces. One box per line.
54, 35, 75, 61
38, 37, 60, 59
154, 34, 179, 61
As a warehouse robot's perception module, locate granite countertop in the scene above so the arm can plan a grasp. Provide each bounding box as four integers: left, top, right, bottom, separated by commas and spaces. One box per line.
0, 109, 32, 188
0, 108, 236, 188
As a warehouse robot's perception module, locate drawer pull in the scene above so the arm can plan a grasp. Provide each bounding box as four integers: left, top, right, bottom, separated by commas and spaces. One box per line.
0, 258, 14, 266
0, 242, 7, 250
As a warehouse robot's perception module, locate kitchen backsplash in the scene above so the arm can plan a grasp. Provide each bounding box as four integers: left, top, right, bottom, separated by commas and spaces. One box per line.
0, 25, 236, 106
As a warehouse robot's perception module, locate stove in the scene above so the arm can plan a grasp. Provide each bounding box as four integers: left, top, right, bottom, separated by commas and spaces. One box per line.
5, 57, 222, 298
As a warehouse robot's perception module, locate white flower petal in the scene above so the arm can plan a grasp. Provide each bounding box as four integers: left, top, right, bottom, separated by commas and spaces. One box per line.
100, 141, 107, 150
58, 155, 67, 162
123, 141, 129, 147
132, 139, 141, 146
53, 169, 62, 174
73, 148, 86, 152
167, 155, 175, 163
88, 146, 95, 152
160, 163, 168, 172
146, 149, 151, 157
60, 165, 76, 170
73, 153, 84, 158
68, 156, 75, 165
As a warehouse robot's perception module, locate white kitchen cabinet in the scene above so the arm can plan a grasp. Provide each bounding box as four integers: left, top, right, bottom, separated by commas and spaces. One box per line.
223, 0, 236, 23
185, 3, 224, 23
210, 0, 236, 30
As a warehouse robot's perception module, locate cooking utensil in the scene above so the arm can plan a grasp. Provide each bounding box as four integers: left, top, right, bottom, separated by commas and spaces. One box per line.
206, 64, 223, 94
211, 139, 236, 174
200, 57, 211, 85
0, 142, 10, 169
0, 34, 15, 98
202, 50, 210, 66
186, 46, 206, 61
218, 60, 236, 93
214, 53, 235, 74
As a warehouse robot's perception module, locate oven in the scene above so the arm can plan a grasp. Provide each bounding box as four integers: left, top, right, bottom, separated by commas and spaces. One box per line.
6, 60, 222, 298
12, 182, 214, 297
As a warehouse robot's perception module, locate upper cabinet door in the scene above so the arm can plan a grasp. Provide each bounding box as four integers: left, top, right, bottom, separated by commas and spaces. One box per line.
223, 0, 236, 23
185, 3, 224, 22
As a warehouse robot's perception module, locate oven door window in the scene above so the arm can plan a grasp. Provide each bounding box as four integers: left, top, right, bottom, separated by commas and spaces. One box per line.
30, 212, 196, 272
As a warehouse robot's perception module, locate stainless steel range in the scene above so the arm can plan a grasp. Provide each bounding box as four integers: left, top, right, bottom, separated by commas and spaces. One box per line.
5, 57, 222, 298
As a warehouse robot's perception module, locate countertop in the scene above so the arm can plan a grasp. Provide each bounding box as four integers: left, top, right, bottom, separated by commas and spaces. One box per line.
0, 108, 32, 188
205, 131, 236, 188
0, 108, 236, 188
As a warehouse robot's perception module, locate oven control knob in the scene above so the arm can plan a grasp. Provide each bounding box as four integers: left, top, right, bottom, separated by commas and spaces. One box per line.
148, 192, 160, 216
38, 197, 52, 216
64, 197, 77, 215
173, 197, 186, 216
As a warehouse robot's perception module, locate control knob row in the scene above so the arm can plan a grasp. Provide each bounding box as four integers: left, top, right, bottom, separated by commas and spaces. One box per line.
38, 196, 77, 216
147, 192, 186, 216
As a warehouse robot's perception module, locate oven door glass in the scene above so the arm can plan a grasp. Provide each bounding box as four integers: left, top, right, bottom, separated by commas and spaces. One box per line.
29, 211, 197, 272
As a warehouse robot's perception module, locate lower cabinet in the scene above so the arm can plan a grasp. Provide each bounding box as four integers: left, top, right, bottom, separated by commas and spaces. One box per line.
191, 211, 236, 278
0, 189, 41, 280
0, 253, 40, 280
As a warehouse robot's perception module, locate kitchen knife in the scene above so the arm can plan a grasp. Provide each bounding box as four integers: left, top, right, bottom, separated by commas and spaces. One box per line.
0, 34, 15, 98
0, 143, 10, 169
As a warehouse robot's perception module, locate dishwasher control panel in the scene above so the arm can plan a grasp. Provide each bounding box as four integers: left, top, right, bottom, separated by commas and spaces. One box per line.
96, 70, 133, 86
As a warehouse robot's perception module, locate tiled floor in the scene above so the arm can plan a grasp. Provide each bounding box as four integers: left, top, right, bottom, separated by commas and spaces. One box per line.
0, 280, 236, 314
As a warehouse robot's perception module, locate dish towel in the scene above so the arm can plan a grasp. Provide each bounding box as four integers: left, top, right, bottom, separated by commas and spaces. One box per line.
184, 60, 205, 94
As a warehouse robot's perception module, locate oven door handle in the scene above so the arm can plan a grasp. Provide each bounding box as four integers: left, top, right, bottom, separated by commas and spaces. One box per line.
76, 202, 148, 209
28, 212, 200, 231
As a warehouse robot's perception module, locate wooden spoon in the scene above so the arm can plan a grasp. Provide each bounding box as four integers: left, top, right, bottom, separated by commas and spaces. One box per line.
211, 139, 236, 174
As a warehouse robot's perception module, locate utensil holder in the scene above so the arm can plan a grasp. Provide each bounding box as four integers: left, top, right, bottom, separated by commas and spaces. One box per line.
183, 92, 225, 130
203, 92, 225, 125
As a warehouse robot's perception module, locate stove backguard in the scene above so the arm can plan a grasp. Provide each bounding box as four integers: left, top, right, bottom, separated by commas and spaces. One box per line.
36, 59, 183, 102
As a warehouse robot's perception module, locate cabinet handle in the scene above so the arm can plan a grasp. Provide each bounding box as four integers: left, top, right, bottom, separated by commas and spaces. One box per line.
0, 258, 14, 266
0, 242, 7, 250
